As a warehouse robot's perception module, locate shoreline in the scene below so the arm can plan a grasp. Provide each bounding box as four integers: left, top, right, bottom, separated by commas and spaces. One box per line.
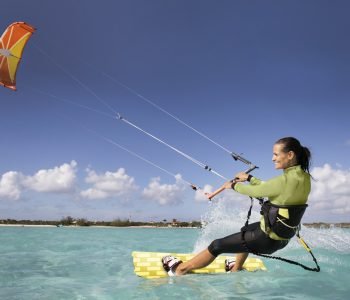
0, 224, 198, 228
1, 223, 349, 229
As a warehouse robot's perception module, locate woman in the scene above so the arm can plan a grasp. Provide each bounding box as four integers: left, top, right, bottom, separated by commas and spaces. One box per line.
162, 137, 312, 276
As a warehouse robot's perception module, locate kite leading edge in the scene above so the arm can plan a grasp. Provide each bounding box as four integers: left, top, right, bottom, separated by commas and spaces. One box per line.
0, 22, 35, 91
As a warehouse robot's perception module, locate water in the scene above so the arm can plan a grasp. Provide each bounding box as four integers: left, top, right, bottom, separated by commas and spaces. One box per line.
0, 210, 349, 299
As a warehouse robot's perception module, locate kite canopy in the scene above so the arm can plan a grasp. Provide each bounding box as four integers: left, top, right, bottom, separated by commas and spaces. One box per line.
0, 22, 35, 91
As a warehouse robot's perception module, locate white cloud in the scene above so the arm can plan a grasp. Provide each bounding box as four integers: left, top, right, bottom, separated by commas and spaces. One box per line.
0, 171, 23, 200
142, 174, 186, 205
309, 164, 350, 215
23, 161, 77, 193
1, 161, 78, 200
194, 184, 213, 202
2, 161, 350, 222
80, 167, 138, 200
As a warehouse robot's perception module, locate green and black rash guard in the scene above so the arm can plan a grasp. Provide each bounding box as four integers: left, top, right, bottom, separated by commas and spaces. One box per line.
234, 165, 311, 240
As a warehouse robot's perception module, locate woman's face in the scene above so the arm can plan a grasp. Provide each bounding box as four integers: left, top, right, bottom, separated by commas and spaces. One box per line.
272, 143, 295, 170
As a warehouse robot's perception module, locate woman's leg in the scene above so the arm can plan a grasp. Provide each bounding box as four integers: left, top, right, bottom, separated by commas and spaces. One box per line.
174, 226, 257, 275
175, 250, 249, 275
168, 223, 264, 275
175, 249, 216, 275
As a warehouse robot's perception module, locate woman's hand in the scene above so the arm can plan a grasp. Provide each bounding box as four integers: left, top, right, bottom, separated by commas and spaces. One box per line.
205, 180, 236, 200
234, 172, 249, 182
222, 180, 235, 189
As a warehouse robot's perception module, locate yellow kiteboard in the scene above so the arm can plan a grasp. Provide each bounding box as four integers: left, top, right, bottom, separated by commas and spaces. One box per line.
132, 251, 267, 279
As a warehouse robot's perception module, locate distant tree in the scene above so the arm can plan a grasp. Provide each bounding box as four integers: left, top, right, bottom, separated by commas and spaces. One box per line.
179, 222, 190, 227
111, 218, 131, 227
60, 216, 74, 226
191, 221, 202, 228
76, 218, 90, 226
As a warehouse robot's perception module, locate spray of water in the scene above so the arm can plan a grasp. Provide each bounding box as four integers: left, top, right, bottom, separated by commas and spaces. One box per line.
194, 198, 350, 254
293, 225, 350, 253
193, 197, 261, 252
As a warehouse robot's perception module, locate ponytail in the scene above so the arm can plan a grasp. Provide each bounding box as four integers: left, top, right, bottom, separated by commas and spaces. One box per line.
275, 137, 312, 175
300, 146, 311, 174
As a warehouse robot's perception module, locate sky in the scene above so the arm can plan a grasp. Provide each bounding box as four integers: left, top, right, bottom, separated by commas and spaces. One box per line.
1, 0, 349, 223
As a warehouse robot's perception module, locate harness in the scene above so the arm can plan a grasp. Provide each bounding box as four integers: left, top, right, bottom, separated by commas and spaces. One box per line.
241, 197, 321, 272
261, 201, 307, 239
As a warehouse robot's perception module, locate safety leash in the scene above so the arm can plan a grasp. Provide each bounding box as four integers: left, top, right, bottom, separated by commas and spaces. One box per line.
249, 245, 321, 272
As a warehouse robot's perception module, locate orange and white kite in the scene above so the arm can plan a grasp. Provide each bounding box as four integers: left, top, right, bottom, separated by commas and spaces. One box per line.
0, 22, 35, 91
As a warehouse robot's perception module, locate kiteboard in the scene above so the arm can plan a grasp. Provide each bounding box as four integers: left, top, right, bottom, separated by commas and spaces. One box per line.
132, 251, 266, 279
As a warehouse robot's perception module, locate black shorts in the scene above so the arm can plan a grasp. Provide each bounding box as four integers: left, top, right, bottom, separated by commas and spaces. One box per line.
207, 222, 289, 257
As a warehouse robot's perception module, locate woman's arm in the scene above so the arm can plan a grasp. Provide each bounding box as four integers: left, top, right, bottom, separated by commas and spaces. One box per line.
233, 175, 283, 198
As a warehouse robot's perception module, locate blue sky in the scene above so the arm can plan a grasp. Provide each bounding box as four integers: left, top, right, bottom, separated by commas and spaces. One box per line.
1, 0, 349, 222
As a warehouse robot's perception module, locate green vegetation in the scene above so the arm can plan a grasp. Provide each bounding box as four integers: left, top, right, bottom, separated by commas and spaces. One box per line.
3, 218, 348, 229
0, 217, 202, 228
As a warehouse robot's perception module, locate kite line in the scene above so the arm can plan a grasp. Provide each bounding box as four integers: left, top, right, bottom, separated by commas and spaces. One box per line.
30, 43, 259, 192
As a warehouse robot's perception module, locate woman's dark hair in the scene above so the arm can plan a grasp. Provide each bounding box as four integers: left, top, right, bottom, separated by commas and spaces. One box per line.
275, 137, 312, 174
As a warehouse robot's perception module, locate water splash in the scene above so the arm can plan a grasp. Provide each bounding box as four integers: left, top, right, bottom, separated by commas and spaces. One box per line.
294, 225, 350, 253
193, 197, 261, 252
193, 197, 350, 254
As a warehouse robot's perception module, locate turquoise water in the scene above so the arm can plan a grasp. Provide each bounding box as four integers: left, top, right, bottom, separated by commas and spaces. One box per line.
0, 225, 349, 300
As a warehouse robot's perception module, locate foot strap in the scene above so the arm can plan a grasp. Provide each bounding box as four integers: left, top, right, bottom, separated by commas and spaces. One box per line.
162, 256, 183, 276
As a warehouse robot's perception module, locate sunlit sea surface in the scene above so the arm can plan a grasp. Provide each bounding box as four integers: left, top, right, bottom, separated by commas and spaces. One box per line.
1, 203, 349, 299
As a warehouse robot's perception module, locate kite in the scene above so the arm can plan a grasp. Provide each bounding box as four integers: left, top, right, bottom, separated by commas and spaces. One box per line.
0, 22, 35, 91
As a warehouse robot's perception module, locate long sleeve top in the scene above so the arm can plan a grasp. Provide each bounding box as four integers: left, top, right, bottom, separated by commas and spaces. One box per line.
234, 165, 311, 240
